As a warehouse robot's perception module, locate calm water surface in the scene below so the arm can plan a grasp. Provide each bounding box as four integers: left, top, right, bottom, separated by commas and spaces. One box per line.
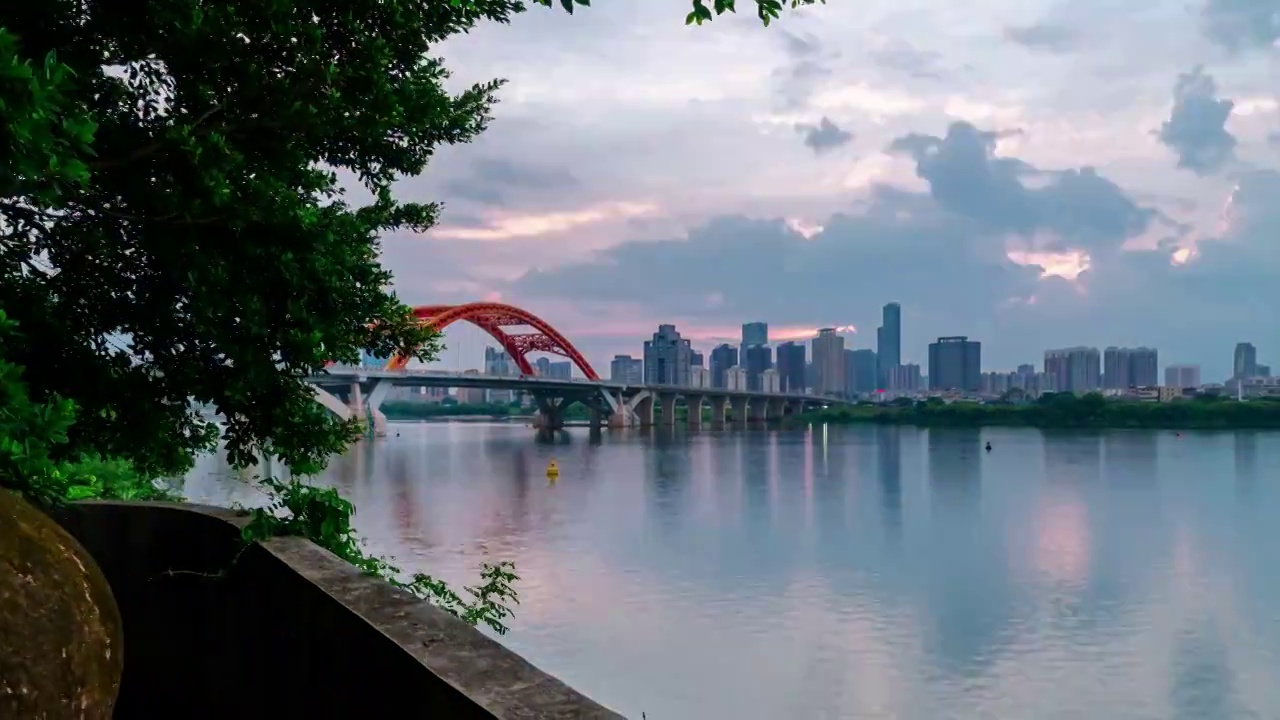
184, 424, 1280, 720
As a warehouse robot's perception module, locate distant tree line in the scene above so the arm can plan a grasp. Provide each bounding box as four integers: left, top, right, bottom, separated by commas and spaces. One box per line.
800, 393, 1280, 430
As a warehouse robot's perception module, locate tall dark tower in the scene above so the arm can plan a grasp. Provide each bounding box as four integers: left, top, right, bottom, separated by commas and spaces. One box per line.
877, 302, 901, 388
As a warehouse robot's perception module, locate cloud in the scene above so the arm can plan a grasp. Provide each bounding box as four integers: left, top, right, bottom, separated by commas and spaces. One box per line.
1201, 0, 1280, 52
887, 122, 1154, 252
772, 31, 835, 110
441, 157, 580, 207
796, 117, 854, 154
1157, 67, 1237, 176
1004, 23, 1080, 53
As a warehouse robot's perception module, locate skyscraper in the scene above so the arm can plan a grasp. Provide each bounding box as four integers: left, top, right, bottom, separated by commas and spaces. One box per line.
741, 322, 768, 348
610, 355, 644, 384
1104, 347, 1159, 388
1164, 364, 1201, 389
928, 336, 981, 391
849, 349, 878, 393
743, 344, 773, 391
1234, 342, 1258, 379
1044, 347, 1101, 393
709, 343, 738, 388
877, 302, 901, 389
776, 341, 806, 393
643, 324, 691, 386
690, 350, 704, 368
811, 328, 845, 397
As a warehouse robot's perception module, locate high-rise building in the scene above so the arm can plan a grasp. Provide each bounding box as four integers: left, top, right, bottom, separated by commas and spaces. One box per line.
725, 366, 748, 391
1104, 347, 1159, 388
741, 322, 768, 348
1234, 342, 1258, 379
1164, 364, 1201, 389
886, 363, 922, 392
533, 356, 572, 380
643, 324, 692, 386
689, 366, 710, 388
690, 350, 704, 368
928, 336, 981, 391
610, 354, 644, 384
1044, 347, 1101, 393
876, 302, 901, 388
1259, 364, 1272, 377
743, 344, 773, 391
811, 328, 845, 397
849, 349, 878, 393
484, 347, 515, 403
760, 368, 781, 393
709, 343, 738, 389
776, 341, 806, 393
1103, 347, 1131, 390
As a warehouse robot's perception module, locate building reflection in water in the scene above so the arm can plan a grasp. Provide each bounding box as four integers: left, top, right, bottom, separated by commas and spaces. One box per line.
876, 425, 903, 539
1102, 431, 1157, 488
923, 427, 1012, 679
926, 427, 982, 519
643, 426, 693, 537
1043, 430, 1103, 486
1234, 432, 1257, 498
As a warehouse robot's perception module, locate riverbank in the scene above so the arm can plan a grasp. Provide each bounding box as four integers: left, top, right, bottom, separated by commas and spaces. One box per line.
796, 394, 1280, 430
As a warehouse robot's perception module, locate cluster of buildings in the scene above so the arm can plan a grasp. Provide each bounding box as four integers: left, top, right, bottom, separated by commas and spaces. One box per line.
613, 303, 937, 398
610, 306, 1277, 403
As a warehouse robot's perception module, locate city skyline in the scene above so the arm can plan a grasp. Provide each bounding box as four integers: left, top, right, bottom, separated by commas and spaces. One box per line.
379, 2, 1280, 382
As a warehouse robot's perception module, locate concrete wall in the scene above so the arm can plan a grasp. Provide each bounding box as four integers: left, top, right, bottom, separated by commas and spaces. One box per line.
54, 501, 622, 719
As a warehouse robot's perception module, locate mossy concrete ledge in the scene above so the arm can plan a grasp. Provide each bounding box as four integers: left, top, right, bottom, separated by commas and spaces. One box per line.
53, 500, 624, 719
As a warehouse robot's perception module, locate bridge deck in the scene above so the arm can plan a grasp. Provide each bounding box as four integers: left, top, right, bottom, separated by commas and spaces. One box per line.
313, 368, 839, 404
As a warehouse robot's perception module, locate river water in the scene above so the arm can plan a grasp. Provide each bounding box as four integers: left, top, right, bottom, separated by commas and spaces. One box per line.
183, 423, 1280, 720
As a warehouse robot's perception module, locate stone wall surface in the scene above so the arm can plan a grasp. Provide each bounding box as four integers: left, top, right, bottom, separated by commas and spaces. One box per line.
54, 501, 624, 719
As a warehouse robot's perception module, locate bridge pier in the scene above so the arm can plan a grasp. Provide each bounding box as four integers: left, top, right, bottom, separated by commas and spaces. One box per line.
765, 397, 785, 422
746, 398, 764, 423
729, 396, 748, 423
709, 396, 727, 426
657, 393, 677, 426
532, 394, 574, 430
632, 393, 654, 427
685, 394, 705, 427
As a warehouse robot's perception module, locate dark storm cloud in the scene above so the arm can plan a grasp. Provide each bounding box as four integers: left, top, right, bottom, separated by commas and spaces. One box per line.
1157, 67, 1237, 176
1201, 0, 1280, 52
772, 31, 833, 109
796, 117, 854, 154
888, 122, 1154, 251
1003, 22, 1080, 53
442, 157, 579, 207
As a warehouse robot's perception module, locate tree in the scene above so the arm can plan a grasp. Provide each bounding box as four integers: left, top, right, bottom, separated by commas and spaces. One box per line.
524, 0, 827, 25
2, 0, 821, 632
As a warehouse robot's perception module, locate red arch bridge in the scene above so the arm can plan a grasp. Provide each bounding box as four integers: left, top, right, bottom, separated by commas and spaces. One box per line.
309, 302, 845, 436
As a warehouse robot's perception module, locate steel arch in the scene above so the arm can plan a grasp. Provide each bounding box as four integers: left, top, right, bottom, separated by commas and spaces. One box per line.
387, 302, 600, 380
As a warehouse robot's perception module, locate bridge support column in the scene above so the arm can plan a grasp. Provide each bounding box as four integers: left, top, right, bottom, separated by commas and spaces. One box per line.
657, 393, 677, 426
746, 398, 764, 423
685, 394, 705, 427
709, 396, 727, 426
532, 395, 573, 431
729, 396, 748, 423
631, 393, 654, 427
765, 397, 785, 422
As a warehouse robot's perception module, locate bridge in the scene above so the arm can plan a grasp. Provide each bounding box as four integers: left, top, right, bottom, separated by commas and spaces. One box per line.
309, 301, 847, 436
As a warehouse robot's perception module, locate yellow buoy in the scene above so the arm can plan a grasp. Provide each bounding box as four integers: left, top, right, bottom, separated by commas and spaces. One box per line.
546, 459, 559, 480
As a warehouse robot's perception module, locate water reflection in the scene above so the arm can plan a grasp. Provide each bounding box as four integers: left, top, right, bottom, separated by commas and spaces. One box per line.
1234, 432, 1257, 498
877, 425, 903, 539
927, 427, 982, 518
179, 424, 1280, 720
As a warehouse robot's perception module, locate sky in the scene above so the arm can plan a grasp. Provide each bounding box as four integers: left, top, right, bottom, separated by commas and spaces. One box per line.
379, 0, 1280, 382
